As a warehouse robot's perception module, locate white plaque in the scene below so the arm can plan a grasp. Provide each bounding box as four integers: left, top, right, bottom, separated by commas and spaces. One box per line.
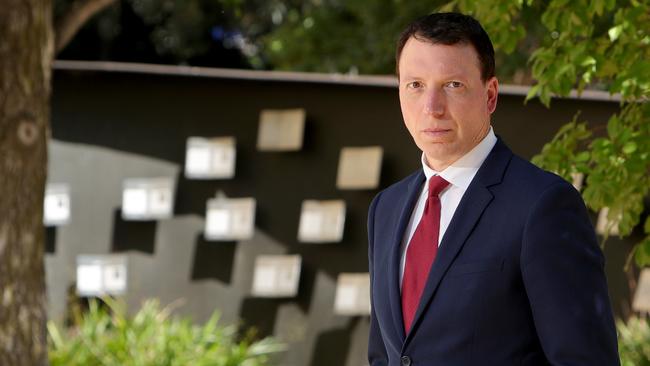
570, 172, 584, 191
251, 255, 302, 297
205, 197, 256, 241
633, 269, 650, 313
596, 207, 620, 236
257, 109, 305, 151
148, 187, 173, 216
123, 188, 148, 216
76, 255, 128, 296
184, 137, 236, 179
336, 146, 383, 190
253, 266, 278, 292
207, 209, 230, 236
77, 264, 102, 294
103, 264, 127, 293
44, 183, 71, 226
334, 273, 371, 316
122, 177, 175, 220
298, 200, 346, 243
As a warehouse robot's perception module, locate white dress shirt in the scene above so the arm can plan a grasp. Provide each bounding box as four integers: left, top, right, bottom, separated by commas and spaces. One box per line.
399, 127, 498, 287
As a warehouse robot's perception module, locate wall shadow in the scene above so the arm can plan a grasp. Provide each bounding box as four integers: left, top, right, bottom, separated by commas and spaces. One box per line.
190, 233, 236, 284
309, 317, 360, 366
111, 209, 157, 254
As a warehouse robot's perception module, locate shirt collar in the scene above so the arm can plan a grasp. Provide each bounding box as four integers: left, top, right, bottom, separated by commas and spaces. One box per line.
421, 126, 497, 190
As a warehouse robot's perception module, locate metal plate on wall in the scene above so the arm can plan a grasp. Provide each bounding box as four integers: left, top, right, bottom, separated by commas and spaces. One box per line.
298, 199, 346, 243
633, 268, 650, 313
76, 254, 128, 297
257, 109, 305, 151
596, 207, 620, 236
184, 136, 236, 179
44, 183, 71, 226
205, 197, 256, 241
336, 146, 383, 190
121, 177, 175, 221
251, 255, 302, 298
334, 273, 371, 316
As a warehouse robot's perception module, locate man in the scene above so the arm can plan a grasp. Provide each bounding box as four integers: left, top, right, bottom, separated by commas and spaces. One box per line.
367, 12, 619, 366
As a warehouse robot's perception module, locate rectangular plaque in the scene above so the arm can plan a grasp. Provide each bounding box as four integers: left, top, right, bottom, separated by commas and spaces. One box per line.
205, 197, 256, 241
257, 109, 305, 151
122, 177, 175, 221
44, 183, 71, 226
334, 273, 371, 316
251, 255, 302, 297
76, 255, 128, 297
570, 172, 584, 191
596, 207, 620, 236
336, 146, 383, 190
184, 137, 236, 179
633, 268, 650, 313
298, 200, 346, 243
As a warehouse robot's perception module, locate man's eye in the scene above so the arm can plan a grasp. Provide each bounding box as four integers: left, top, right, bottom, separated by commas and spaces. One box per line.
446, 81, 463, 88
407, 81, 423, 89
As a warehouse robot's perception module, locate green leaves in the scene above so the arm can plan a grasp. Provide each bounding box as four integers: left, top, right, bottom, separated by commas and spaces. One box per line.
531, 112, 592, 181
635, 234, 650, 267
617, 317, 650, 366
48, 298, 284, 366
499, 0, 650, 104
454, 0, 527, 54
608, 25, 623, 42
623, 141, 638, 155
637, 217, 650, 267
582, 104, 649, 239
531, 102, 650, 267
461, 0, 650, 271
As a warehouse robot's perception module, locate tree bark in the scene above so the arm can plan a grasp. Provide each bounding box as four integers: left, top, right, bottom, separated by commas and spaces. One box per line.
0, 1, 53, 365
55, 0, 118, 54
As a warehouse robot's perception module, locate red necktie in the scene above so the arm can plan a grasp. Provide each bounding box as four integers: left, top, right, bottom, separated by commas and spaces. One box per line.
401, 175, 449, 333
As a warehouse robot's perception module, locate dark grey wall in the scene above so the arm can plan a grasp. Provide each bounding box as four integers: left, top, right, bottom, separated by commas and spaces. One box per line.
47, 67, 633, 366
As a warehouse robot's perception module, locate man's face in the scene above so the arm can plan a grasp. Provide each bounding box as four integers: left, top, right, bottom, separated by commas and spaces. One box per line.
398, 37, 498, 171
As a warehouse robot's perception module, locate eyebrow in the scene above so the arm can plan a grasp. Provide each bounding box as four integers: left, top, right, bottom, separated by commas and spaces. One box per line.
399, 73, 468, 82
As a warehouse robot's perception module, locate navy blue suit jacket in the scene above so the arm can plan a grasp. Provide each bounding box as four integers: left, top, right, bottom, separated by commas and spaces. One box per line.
367, 139, 619, 366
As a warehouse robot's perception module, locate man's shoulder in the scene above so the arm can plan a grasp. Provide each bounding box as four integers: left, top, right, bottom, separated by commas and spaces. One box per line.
370, 169, 422, 210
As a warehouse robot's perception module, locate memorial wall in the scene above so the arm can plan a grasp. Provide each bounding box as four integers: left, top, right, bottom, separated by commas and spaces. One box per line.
46, 61, 631, 366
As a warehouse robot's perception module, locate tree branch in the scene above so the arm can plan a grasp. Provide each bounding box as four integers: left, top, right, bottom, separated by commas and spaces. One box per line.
54, 0, 118, 55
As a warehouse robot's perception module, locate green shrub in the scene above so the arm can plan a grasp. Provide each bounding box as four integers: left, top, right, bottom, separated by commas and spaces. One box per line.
48, 298, 285, 366
618, 316, 650, 366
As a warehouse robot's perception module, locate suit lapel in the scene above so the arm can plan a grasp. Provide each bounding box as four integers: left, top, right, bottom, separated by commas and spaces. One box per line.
388, 170, 425, 342
403, 139, 513, 346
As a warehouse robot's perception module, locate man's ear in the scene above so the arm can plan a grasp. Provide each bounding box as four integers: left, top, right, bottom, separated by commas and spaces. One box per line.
486, 77, 499, 114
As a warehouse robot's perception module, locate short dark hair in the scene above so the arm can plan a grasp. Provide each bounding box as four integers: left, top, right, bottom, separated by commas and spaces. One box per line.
396, 12, 495, 82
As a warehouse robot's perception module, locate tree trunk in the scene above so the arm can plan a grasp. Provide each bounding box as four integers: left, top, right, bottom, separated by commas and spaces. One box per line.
0, 1, 53, 365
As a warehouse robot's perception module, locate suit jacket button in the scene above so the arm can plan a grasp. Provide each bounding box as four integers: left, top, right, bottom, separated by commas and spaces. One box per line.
400, 355, 411, 366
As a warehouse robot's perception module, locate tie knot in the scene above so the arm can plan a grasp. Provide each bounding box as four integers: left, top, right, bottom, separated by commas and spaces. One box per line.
428, 175, 449, 197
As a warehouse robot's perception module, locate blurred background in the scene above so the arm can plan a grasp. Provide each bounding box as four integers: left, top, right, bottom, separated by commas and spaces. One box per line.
1, 1, 648, 365
55, 0, 538, 81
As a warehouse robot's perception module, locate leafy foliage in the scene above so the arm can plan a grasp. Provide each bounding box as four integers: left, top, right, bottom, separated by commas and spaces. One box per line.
452, 0, 650, 268
222, 0, 437, 74
48, 298, 284, 366
618, 316, 650, 366
222, 0, 539, 82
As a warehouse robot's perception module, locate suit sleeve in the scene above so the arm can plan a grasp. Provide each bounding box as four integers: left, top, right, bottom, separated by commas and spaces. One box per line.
367, 191, 389, 366
521, 180, 620, 365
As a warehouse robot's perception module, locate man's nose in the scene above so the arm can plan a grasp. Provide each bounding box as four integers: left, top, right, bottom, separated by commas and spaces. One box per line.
423, 89, 445, 116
